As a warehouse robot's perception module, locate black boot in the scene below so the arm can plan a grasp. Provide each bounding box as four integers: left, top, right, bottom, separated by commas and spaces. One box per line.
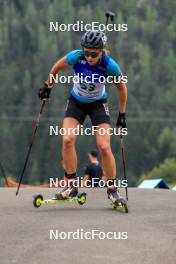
107, 187, 127, 206
55, 183, 78, 200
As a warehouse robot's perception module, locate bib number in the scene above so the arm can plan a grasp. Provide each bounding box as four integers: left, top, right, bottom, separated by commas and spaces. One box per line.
80, 81, 96, 92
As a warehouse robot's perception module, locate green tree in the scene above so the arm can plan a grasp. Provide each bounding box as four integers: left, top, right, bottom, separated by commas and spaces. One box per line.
138, 158, 176, 185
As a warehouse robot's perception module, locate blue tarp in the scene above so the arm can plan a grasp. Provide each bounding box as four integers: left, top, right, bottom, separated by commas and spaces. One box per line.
138, 178, 169, 189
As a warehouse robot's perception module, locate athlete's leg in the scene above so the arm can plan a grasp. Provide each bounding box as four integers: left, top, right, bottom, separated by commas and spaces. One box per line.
95, 123, 116, 180
62, 117, 80, 174
89, 100, 126, 203
55, 117, 80, 199
95, 123, 126, 204
62, 95, 86, 175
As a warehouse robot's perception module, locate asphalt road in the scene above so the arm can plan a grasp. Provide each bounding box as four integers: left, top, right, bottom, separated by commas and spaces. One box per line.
0, 187, 176, 264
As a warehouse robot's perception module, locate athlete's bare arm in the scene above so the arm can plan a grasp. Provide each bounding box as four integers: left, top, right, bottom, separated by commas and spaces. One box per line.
47, 57, 69, 86
117, 81, 127, 113
83, 175, 89, 187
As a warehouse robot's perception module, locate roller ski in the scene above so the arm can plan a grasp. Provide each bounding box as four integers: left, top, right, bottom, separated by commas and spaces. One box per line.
33, 185, 87, 208
107, 187, 128, 213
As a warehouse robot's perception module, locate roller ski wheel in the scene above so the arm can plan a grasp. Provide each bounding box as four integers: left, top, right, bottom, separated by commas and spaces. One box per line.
113, 198, 128, 213
33, 194, 44, 208
77, 192, 87, 205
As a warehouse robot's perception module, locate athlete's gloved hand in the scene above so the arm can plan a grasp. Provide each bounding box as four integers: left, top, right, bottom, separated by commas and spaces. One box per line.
116, 112, 127, 128
38, 83, 51, 100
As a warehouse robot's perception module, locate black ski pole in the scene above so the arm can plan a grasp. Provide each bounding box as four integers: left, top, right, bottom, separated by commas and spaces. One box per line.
16, 100, 46, 196
120, 134, 128, 201
105, 11, 115, 52
0, 161, 8, 187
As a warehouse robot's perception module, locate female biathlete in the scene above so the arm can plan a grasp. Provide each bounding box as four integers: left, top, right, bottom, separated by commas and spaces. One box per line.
38, 30, 128, 206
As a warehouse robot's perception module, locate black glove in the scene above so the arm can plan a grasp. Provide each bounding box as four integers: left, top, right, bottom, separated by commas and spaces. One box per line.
38, 83, 51, 100
116, 112, 127, 128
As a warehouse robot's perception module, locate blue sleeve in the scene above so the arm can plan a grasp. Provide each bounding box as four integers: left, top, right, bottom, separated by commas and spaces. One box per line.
66, 49, 83, 66
106, 57, 121, 76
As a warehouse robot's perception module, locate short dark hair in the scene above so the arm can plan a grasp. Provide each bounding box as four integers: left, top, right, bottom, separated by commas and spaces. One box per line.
89, 150, 99, 157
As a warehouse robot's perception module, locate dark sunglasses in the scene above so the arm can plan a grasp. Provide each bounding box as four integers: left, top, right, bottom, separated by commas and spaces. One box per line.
84, 50, 100, 58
